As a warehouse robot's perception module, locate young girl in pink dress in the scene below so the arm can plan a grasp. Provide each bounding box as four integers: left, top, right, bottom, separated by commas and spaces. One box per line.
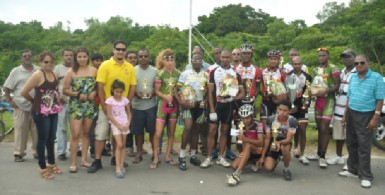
105, 80, 131, 178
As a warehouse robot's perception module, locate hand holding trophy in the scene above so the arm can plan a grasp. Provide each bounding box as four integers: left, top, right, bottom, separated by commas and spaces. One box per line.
237, 121, 245, 144
166, 77, 175, 108
270, 122, 280, 151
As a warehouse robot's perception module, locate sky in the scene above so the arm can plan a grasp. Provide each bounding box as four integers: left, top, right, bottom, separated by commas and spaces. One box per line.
0, 0, 351, 31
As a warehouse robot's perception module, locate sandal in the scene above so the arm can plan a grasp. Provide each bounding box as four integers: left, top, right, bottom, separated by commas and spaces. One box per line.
165, 159, 177, 165
81, 162, 91, 168
47, 164, 63, 174
40, 168, 54, 180
115, 171, 124, 179
69, 166, 78, 173
132, 156, 143, 164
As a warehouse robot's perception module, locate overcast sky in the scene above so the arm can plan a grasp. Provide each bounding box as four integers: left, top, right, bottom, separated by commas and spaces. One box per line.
0, 0, 350, 31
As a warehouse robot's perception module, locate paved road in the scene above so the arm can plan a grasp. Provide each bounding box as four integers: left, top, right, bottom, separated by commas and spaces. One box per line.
0, 142, 384, 195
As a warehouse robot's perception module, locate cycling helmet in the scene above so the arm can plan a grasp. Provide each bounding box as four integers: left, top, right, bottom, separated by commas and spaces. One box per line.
240, 43, 253, 52
238, 104, 254, 118
267, 49, 281, 58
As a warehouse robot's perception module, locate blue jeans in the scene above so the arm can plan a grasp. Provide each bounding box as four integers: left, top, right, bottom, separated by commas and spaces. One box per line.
32, 113, 58, 169
56, 106, 69, 155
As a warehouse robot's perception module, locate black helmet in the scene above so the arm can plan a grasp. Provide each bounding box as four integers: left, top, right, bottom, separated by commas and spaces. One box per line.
267, 49, 281, 58
240, 43, 253, 52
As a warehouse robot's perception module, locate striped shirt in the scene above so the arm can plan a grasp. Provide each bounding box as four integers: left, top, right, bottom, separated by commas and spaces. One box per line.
334, 67, 356, 120
347, 68, 385, 112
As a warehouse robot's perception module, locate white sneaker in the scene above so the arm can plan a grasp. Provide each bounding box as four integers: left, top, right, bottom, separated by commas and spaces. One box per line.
305, 154, 319, 161
200, 157, 213, 168
226, 173, 240, 186
319, 158, 327, 168
326, 155, 345, 165
361, 180, 371, 188
342, 164, 348, 171
216, 157, 231, 167
299, 156, 309, 165
339, 170, 358, 178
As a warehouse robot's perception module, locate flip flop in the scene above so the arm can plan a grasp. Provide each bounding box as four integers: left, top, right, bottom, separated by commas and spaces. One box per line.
150, 161, 160, 169
115, 171, 124, 179
132, 156, 143, 164
165, 159, 177, 165
69, 166, 78, 173
81, 162, 91, 168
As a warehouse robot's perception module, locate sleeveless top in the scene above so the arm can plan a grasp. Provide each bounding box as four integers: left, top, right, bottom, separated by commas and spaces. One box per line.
31, 70, 62, 115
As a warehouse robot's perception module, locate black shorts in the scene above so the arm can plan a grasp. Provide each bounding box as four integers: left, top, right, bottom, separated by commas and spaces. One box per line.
291, 112, 307, 121
209, 102, 234, 125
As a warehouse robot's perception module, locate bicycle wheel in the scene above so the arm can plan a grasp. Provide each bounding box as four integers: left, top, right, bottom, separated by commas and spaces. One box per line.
0, 121, 5, 142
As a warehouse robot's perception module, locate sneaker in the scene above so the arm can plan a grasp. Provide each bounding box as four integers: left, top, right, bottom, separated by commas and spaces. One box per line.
339, 170, 358, 178
342, 164, 348, 171
361, 180, 371, 188
226, 173, 240, 186
226, 149, 237, 160
14, 155, 24, 162
326, 155, 345, 165
212, 149, 218, 159
283, 169, 292, 181
190, 156, 201, 166
178, 157, 187, 171
305, 154, 319, 161
216, 157, 231, 168
200, 157, 213, 168
58, 154, 67, 161
87, 160, 102, 173
319, 158, 327, 169
299, 156, 309, 165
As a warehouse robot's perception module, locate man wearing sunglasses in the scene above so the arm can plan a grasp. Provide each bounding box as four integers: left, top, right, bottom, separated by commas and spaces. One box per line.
3, 49, 39, 162
89, 40, 137, 173
184, 46, 210, 72
309, 48, 340, 169
339, 55, 385, 188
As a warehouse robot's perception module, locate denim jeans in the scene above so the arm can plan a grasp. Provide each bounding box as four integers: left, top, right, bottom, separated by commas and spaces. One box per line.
32, 113, 58, 169
56, 106, 69, 155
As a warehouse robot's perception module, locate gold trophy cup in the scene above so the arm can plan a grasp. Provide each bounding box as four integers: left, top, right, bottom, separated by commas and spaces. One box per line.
237, 121, 245, 144
199, 79, 206, 108
166, 77, 175, 108
270, 122, 280, 150
264, 73, 272, 95
244, 79, 251, 101
142, 79, 149, 99
301, 80, 311, 109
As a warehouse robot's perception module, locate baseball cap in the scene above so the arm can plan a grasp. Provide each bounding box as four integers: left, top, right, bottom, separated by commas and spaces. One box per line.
340, 49, 356, 58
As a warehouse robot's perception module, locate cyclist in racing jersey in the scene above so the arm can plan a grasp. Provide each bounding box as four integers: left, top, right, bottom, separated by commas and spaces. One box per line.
226, 104, 265, 186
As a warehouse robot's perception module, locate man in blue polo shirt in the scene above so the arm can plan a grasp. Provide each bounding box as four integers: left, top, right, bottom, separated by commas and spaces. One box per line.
339, 54, 385, 188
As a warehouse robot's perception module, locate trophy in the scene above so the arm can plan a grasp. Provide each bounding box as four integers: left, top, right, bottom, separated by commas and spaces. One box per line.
301, 80, 311, 110
285, 74, 297, 108
264, 73, 272, 95
199, 79, 206, 108
244, 79, 252, 101
237, 121, 245, 144
270, 122, 280, 150
166, 77, 175, 108
142, 79, 149, 99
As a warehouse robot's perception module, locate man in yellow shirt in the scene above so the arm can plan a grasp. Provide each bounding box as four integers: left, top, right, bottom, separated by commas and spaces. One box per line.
88, 40, 137, 173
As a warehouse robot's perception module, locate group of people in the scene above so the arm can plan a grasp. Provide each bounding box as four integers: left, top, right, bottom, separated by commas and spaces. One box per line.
3, 41, 384, 189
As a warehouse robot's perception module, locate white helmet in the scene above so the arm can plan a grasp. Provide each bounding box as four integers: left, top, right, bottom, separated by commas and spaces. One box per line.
238, 104, 254, 118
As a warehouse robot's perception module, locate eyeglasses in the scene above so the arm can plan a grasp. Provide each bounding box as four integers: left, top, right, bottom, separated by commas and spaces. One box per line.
115, 48, 127, 52
43, 61, 51, 64
232, 53, 240, 56
192, 60, 203, 63
317, 47, 328, 51
163, 55, 175, 60
138, 55, 148, 58
354, 61, 366, 66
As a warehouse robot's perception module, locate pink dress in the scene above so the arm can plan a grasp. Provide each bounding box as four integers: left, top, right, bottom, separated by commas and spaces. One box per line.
105, 96, 130, 135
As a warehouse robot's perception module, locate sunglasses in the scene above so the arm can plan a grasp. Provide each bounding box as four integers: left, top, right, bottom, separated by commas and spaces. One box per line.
115, 48, 127, 52
354, 61, 366, 66
138, 55, 148, 58
232, 53, 240, 56
43, 61, 51, 64
192, 60, 203, 63
163, 55, 175, 60
317, 47, 328, 51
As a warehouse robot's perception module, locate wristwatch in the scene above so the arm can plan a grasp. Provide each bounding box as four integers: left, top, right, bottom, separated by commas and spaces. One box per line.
375, 110, 381, 116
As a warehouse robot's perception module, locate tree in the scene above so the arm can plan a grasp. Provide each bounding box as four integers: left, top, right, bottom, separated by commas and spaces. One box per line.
316, 2, 346, 22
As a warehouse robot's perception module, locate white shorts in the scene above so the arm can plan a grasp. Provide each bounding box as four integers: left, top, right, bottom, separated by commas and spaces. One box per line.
94, 109, 110, 141
332, 119, 346, 140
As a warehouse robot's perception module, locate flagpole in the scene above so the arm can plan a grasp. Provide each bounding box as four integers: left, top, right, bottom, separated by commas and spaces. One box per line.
188, 0, 192, 63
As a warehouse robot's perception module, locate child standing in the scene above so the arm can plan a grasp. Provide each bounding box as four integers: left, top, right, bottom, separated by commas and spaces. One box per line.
105, 80, 131, 178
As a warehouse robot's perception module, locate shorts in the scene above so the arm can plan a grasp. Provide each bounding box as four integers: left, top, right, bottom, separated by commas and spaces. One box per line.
111, 123, 130, 136
209, 102, 234, 125
131, 106, 156, 135
94, 109, 110, 141
265, 141, 292, 160
315, 96, 334, 120
182, 107, 205, 124
292, 112, 308, 123
156, 100, 178, 122
332, 119, 346, 140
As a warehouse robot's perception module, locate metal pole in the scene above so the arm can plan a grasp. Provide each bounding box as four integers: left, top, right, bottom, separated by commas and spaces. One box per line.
188, 0, 192, 63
